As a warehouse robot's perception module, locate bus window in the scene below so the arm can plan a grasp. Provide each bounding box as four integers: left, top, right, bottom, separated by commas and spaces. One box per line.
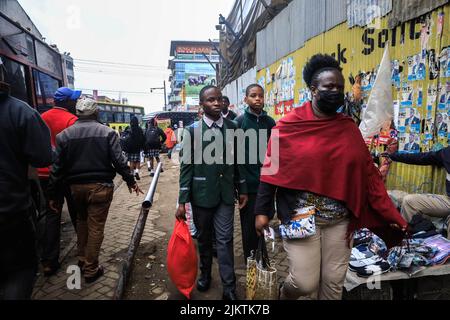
99, 111, 114, 124
33, 70, 60, 114
124, 113, 132, 123
98, 111, 108, 123
114, 112, 125, 123
1, 55, 29, 104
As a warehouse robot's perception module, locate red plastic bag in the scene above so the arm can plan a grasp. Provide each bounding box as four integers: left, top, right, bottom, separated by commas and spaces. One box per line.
167, 219, 198, 299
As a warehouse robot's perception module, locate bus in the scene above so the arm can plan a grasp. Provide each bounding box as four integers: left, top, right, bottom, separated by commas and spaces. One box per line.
143, 111, 198, 129
96, 102, 145, 132
0, 11, 66, 113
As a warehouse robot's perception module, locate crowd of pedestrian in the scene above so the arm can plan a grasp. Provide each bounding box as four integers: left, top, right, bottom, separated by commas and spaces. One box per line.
0, 72, 145, 298
1, 53, 450, 301
175, 54, 450, 301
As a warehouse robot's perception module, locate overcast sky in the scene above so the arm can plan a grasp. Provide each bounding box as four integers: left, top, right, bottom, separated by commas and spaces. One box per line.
18, 0, 234, 113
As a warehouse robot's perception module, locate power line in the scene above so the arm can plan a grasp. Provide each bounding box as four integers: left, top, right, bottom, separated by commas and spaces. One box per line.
75, 68, 168, 78
79, 88, 164, 95
74, 58, 167, 70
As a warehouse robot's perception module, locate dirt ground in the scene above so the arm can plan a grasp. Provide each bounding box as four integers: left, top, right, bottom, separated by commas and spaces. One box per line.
123, 155, 248, 300
123, 155, 179, 300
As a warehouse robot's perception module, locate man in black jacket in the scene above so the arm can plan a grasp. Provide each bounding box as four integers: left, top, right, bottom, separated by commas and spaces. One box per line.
48, 97, 143, 283
0, 65, 52, 300
386, 147, 450, 238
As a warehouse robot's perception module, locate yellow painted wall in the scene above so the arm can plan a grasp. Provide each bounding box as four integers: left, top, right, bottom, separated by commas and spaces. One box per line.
257, 4, 450, 195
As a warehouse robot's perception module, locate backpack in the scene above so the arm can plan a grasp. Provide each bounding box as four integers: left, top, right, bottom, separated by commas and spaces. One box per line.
145, 127, 162, 149
120, 130, 133, 152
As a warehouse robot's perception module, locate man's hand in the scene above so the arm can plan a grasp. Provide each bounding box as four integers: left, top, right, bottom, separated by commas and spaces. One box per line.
48, 200, 62, 213
255, 215, 270, 237
239, 194, 248, 210
129, 183, 144, 196
176, 203, 187, 221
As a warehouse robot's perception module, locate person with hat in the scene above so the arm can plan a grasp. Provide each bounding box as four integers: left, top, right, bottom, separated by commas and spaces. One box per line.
0, 62, 52, 299
37, 87, 82, 276
48, 97, 143, 283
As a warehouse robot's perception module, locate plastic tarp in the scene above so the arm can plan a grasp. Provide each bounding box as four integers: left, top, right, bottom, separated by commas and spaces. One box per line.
388, 0, 449, 28
220, 0, 291, 87
359, 46, 393, 139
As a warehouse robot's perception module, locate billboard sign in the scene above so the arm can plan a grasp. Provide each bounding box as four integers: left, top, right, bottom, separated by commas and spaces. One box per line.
183, 63, 216, 103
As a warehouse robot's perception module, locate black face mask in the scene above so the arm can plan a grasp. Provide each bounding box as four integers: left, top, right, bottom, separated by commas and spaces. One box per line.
316, 90, 345, 114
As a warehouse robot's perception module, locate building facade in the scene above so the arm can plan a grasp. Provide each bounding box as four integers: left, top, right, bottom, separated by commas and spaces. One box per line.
168, 40, 220, 112
0, 0, 73, 113
220, 0, 450, 197
62, 53, 75, 89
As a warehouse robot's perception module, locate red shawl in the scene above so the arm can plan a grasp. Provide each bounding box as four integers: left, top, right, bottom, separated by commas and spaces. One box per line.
261, 102, 407, 247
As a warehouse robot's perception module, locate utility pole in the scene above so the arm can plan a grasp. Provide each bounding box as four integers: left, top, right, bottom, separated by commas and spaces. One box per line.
150, 81, 167, 111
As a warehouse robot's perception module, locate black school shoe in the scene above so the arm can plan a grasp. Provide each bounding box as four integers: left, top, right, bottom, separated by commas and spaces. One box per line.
196, 274, 211, 292
222, 291, 238, 301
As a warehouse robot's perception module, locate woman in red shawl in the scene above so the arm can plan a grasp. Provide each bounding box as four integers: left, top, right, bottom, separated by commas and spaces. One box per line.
254, 54, 407, 300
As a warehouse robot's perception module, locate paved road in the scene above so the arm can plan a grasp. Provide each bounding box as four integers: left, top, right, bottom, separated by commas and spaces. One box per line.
32, 155, 289, 300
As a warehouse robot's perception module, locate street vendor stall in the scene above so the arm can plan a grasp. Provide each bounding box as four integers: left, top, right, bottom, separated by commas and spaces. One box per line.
343, 227, 450, 300
345, 263, 450, 300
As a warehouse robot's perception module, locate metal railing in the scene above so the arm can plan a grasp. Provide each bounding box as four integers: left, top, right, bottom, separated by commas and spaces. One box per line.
113, 162, 163, 300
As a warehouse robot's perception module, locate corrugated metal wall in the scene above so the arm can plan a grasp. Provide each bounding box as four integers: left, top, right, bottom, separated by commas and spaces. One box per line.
257, 0, 347, 69
222, 67, 257, 112
222, 0, 449, 196
346, 0, 393, 28
255, 3, 450, 195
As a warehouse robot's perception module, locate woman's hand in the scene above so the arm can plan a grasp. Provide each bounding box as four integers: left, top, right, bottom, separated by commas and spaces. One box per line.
255, 215, 270, 237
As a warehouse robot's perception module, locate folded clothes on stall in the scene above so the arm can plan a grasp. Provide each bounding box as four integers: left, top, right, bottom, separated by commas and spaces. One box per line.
350, 244, 375, 261
353, 228, 374, 246
350, 228, 449, 278
350, 260, 391, 278
423, 235, 450, 265
409, 214, 439, 239
350, 234, 391, 277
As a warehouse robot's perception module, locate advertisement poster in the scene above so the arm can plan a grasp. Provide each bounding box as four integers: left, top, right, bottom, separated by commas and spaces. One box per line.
405, 107, 421, 133
428, 49, 440, 80
407, 52, 427, 81
401, 83, 414, 104
181, 63, 216, 100
401, 133, 421, 153
298, 88, 311, 106
417, 85, 424, 106
391, 60, 401, 88
393, 100, 400, 129
439, 47, 449, 78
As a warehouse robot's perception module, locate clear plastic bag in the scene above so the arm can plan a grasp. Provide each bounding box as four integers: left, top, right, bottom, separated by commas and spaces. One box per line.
246, 237, 278, 300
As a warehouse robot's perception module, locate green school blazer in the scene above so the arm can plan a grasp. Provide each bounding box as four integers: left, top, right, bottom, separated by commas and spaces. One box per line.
178, 118, 248, 208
